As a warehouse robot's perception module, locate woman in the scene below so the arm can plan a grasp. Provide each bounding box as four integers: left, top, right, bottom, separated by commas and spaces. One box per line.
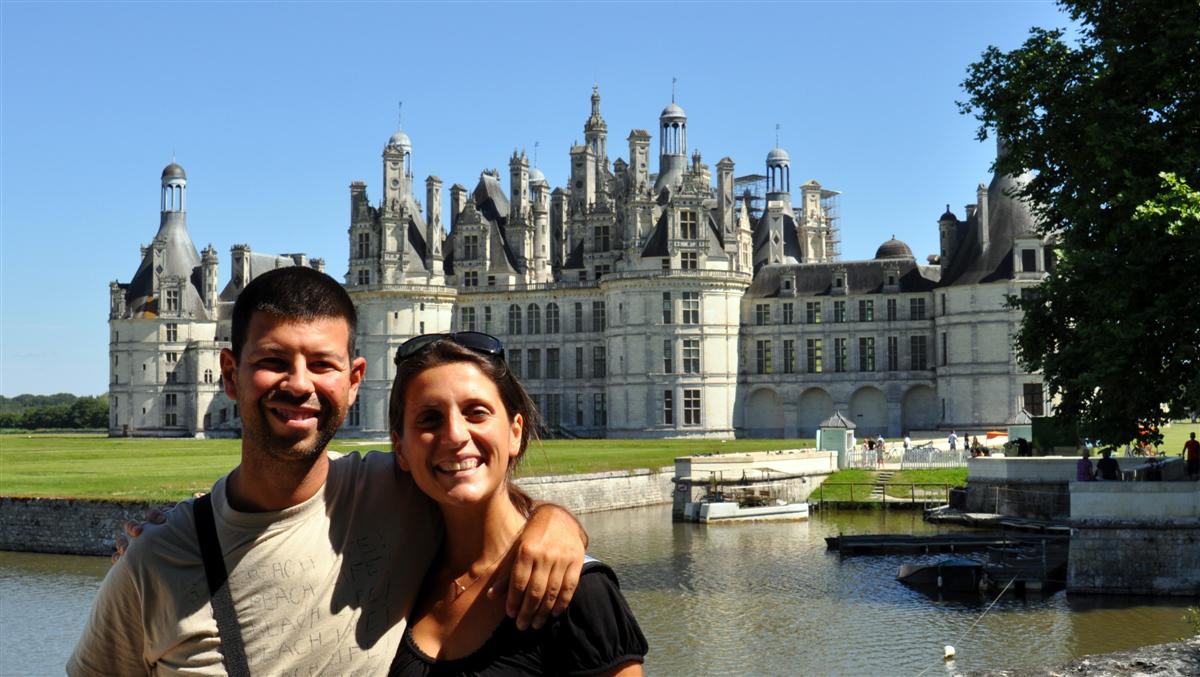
387, 332, 647, 676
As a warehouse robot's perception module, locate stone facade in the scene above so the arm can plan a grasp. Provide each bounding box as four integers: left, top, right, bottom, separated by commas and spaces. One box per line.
109, 88, 1049, 439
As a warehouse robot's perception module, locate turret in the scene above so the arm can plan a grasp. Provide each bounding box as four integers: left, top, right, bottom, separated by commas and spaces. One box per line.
450, 184, 468, 230
509, 150, 530, 222
569, 144, 596, 210
426, 176, 444, 275
383, 129, 412, 212
201, 245, 219, 312
655, 101, 688, 192
531, 172, 551, 282
584, 85, 608, 176
627, 130, 651, 192
109, 281, 126, 319
230, 244, 251, 292
938, 204, 958, 275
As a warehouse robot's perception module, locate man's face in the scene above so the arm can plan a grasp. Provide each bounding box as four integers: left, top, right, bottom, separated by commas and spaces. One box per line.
220, 313, 365, 463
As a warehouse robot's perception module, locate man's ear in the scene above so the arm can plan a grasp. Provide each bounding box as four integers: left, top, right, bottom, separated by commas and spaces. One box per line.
219, 348, 239, 400
391, 431, 410, 472
347, 356, 367, 406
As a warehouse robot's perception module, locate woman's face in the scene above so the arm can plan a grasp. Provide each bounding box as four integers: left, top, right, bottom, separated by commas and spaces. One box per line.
391, 361, 524, 510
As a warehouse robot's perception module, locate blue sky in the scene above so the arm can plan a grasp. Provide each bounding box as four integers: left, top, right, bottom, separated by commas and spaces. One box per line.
0, 0, 1072, 396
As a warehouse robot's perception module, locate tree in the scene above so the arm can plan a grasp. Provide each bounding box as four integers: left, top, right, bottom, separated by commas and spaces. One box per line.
959, 0, 1200, 445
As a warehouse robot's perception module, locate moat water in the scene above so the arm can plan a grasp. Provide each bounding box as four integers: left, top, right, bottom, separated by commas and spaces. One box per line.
2, 506, 1194, 676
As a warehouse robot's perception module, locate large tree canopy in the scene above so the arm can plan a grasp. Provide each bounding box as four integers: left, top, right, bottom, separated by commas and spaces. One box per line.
959, 0, 1200, 445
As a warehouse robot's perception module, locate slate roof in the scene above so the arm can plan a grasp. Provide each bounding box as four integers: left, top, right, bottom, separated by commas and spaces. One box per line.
746, 259, 939, 298
938, 171, 1038, 287
124, 214, 208, 319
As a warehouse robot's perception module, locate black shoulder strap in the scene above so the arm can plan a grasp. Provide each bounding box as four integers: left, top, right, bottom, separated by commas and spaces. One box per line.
194, 493, 252, 677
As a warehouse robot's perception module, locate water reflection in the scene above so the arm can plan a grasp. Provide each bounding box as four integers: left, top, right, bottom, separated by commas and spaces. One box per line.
1, 507, 1195, 676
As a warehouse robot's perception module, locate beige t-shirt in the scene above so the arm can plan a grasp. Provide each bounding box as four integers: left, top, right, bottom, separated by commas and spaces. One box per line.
68, 450, 439, 676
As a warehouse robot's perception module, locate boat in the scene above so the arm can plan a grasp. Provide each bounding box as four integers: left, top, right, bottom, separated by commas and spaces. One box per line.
683, 484, 809, 523
897, 557, 984, 592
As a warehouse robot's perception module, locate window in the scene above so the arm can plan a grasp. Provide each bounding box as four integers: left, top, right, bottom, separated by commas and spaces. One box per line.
661, 257, 671, 272
165, 289, 179, 313
683, 389, 701, 426
358, 269, 370, 286
1023, 383, 1045, 416
941, 294, 947, 315
508, 304, 522, 335
859, 337, 876, 371
664, 390, 674, 425
756, 339, 772, 374
940, 332, 948, 366
887, 336, 899, 371
910, 298, 927, 321
595, 264, 611, 280
527, 304, 541, 334
594, 224, 610, 250
682, 339, 700, 374
165, 323, 178, 342
164, 412, 177, 427
807, 339, 823, 373
755, 304, 770, 326
463, 235, 480, 260
833, 300, 846, 323
575, 346, 585, 378
165, 393, 177, 408
220, 408, 228, 424
461, 307, 477, 332
663, 339, 674, 373
858, 300, 874, 322
544, 394, 561, 429
357, 232, 370, 258
463, 270, 478, 287
782, 303, 794, 325
347, 400, 360, 427
546, 348, 560, 379
505, 350, 521, 379
487, 275, 496, 287
806, 301, 822, 324
484, 306, 492, 332
204, 369, 213, 384
575, 395, 584, 426
783, 339, 796, 374
527, 349, 541, 379
662, 293, 673, 324
545, 303, 560, 333
1021, 249, 1037, 272
680, 252, 698, 269
910, 335, 928, 370
682, 292, 699, 324
578, 270, 587, 282
593, 393, 607, 426
166, 352, 178, 363
593, 346, 606, 376
680, 210, 698, 239
886, 298, 898, 321
574, 302, 584, 332
834, 338, 847, 372
592, 301, 606, 332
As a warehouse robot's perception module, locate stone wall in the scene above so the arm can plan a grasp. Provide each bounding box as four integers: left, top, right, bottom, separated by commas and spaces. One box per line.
515, 467, 675, 514
1069, 521, 1200, 595
0, 468, 678, 556
965, 480, 1070, 519
0, 497, 155, 557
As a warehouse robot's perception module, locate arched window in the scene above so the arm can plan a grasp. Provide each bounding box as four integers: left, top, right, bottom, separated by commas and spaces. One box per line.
527, 304, 541, 334
545, 303, 560, 334
508, 304, 522, 335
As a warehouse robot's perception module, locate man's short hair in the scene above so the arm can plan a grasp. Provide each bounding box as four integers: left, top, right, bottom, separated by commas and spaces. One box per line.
230, 267, 357, 359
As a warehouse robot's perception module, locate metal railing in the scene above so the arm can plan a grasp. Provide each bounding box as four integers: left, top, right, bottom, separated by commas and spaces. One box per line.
900, 443, 968, 469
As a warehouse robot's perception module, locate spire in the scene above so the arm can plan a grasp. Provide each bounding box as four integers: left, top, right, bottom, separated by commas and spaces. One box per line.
775, 123, 780, 148
671, 76, 676, 103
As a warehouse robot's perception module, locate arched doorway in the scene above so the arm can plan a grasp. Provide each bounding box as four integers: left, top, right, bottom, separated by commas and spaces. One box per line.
797, 388, 834, 437
746, 388, 784, 438
850, 387, 887, 437
902, 385, 938, 433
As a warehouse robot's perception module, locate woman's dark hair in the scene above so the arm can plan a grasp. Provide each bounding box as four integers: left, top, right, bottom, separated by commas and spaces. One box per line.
389, 340, 541, 516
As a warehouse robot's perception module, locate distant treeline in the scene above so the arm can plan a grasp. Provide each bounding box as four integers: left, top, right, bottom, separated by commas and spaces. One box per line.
0, 394, 108, 430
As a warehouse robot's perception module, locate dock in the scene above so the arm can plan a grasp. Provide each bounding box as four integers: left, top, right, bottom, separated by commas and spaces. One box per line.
824, 533, 1061, 555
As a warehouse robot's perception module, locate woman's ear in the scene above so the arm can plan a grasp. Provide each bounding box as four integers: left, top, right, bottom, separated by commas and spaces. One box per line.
509, 413, 524, 466
391, 431, 411, 472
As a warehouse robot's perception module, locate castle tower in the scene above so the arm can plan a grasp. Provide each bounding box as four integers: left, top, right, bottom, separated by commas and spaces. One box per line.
584, 85, 608, 176
530, 168, 552, 283
627, 130, 651, 191
509, 149, 530, 223
201, 245, 218, 312
655, 100, 688, 192
426, 176, 444, 277
383, 128, 412, 213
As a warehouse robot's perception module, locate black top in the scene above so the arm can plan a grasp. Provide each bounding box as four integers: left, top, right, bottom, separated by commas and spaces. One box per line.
389, 561, 647, 677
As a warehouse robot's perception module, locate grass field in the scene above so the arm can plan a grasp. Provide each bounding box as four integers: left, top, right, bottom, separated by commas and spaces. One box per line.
0, 434, 812, 502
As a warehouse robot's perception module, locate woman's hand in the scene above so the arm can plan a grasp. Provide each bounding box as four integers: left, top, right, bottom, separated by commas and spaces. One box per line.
111, 505, 172, 562
488, 503, 587, 630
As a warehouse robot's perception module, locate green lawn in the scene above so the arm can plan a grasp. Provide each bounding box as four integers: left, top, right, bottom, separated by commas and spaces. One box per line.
0, 434, 811, 502
813, 468, 968, 503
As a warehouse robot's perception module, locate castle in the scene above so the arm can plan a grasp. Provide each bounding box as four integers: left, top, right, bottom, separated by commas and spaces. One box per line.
108, 88, 1049, 439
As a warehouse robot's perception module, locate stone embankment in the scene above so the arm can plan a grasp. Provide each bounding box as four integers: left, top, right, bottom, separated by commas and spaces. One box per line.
966, 635, 1199, 677
0, 467, 676, 556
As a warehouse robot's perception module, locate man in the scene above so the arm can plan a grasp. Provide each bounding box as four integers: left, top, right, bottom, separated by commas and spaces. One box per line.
1183, 432, 1200, 480
70, 267, 586, 676
1096, 448, 1121, 481
947, 430, 958, 452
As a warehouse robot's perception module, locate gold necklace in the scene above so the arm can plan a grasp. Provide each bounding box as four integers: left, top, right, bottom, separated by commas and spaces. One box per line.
450, 544, 513, 599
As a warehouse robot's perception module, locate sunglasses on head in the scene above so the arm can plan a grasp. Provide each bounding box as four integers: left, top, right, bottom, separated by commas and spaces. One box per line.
394, 331, 506, 365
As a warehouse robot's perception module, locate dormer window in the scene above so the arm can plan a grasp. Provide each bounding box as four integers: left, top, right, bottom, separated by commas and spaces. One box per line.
680, 210, 698, 239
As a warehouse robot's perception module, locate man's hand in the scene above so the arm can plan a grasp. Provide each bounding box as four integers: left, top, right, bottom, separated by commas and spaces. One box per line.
111, 505, 171, 563
487, 504, 587, 630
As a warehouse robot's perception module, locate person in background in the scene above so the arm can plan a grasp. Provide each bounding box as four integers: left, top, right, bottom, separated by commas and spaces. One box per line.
903, 434, 912, 453
1182, 432, 1200, 480
387, 333, 647, 676
1096, 448, 1121, 481
1076, 449, 1096, 481
948, 430, 958, 451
